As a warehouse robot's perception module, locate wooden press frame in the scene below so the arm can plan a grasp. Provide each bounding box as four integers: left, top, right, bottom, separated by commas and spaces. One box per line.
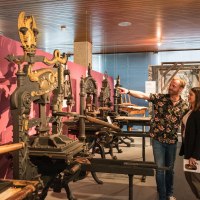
148, 61, 200, 100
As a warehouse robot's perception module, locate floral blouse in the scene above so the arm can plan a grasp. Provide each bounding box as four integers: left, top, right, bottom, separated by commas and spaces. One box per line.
149, 93, 188, 144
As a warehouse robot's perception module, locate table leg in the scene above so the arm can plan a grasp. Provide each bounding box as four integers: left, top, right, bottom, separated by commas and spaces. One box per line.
128, 174, 133, 200
141, 135, 146, 182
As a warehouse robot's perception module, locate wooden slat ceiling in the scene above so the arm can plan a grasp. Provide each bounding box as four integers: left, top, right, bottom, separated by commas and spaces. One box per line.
1, 0, 200, 54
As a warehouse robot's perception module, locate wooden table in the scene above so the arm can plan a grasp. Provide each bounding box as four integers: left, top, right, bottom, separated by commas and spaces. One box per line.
115, 116, 151, 158
115, 116, 151, 125
119, 105, 148, 116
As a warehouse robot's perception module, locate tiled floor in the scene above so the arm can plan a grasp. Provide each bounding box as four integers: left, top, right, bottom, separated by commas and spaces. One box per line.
47, 137, 196, 200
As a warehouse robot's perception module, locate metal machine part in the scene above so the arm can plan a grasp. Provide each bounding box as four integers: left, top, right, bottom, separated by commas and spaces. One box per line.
6, 11, 87, 200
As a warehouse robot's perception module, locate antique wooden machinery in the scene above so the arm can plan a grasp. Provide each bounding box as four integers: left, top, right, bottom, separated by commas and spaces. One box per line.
0, 142, 40, 200
98, 73, 123, 157
77, 66, 122, 160
6, 11, 88, 200
98, 72, 114, 119
3, 11, 166, 200
113, 75, 122, 114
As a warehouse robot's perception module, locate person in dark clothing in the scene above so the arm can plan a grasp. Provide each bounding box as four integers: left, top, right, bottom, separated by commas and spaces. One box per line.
118, 77, 188, 200
180, 87, 200, 199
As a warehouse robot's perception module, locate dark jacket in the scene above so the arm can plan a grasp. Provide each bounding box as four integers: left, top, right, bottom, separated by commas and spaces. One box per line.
181, 110, 200, 160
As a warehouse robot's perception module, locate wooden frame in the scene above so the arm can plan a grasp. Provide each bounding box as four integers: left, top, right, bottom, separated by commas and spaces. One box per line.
148, 61, 200, 100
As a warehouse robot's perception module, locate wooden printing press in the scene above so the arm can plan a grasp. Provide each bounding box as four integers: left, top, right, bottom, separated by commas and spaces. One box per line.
113, 75, 132, 146
80, 66, 122, 159
0, 11, 166, 200
63, 68, 158, 199
67, 68, 122, 160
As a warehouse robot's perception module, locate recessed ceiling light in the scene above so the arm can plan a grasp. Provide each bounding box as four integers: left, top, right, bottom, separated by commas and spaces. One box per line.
60, 25, 66, 31
157, 39, 162, 46
157, 41, 162, 46
118, 22, 132, 27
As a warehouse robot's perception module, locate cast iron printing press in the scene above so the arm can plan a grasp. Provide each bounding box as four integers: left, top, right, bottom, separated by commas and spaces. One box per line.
0, 11, 163, 200
1, 11, 89, 200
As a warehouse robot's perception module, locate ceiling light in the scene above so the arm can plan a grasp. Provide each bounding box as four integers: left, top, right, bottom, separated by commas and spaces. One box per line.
60, 25, 66, 31
118, 22, 132, 27
157, 39, 162, 46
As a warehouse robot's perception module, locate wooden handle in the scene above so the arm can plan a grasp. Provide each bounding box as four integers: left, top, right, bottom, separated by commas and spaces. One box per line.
0, 142, 25, 154
85, 116, 121, 131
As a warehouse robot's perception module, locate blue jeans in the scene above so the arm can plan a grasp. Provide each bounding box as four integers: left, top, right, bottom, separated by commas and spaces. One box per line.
152, 139, 177, 200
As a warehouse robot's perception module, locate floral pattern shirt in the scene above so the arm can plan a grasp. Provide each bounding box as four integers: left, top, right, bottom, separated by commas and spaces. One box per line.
149, 93, 188, 144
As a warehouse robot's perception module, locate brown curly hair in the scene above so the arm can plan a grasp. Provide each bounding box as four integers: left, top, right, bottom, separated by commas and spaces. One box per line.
191, 87, 200, 111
